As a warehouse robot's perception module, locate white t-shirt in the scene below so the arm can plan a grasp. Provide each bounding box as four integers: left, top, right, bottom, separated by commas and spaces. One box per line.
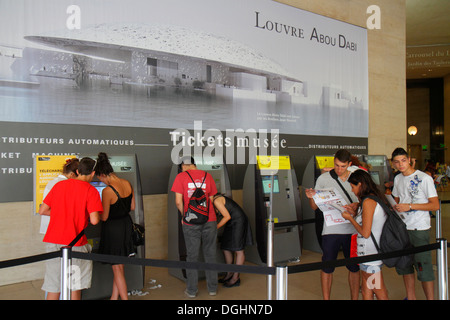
39, 175, 68, 234
314, 171, 358, 235
392, 170, 438, 230
355, 202, 387, 265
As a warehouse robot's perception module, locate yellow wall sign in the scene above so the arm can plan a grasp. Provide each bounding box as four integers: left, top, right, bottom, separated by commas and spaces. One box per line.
315, 156, 334, 169
34, 155, 77, 214
256, 155, 291, 171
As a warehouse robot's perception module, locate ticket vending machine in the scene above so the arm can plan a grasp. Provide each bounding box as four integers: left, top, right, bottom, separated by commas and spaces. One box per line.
81, 154, 145, 300
301, 155, 334, 253
362, 155, 394, 193
167, 156, 231, 281
242, 155, 302, 265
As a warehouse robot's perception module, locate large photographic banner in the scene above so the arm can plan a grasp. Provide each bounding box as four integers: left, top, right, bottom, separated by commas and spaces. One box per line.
0, 0, 368, 202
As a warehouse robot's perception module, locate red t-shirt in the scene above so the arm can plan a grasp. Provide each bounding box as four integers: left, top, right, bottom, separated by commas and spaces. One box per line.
171, 170, 218, 223
43, 179, 103, 246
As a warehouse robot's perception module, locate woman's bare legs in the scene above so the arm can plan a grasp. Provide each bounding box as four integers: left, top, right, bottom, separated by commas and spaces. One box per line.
111, 264, 128, 300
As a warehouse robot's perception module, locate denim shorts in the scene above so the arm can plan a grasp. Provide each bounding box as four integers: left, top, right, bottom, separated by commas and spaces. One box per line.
359, 263, 382, 274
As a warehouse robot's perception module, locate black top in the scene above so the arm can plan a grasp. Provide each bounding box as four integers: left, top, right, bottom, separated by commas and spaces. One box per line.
98, 186, 135, 258
217, 195, 253, 251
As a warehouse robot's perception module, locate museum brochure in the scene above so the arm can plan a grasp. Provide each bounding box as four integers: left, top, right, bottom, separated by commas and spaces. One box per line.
313, 188, 350, 226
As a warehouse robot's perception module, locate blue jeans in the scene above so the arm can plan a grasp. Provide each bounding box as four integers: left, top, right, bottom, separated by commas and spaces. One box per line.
182, 221, 218, 294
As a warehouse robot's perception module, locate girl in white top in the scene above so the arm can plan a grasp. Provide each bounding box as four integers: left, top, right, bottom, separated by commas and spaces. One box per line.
342, 169, 389, 300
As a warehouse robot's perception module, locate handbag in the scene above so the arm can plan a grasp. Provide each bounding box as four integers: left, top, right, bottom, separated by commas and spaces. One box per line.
109, 185, 145, 247
131, 222, 145, 247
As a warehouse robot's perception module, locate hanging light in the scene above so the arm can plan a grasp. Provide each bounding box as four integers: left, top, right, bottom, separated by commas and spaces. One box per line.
408, 126, 418, 136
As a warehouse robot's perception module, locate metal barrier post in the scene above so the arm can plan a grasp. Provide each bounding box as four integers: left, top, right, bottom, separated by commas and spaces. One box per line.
435, 201, 448, 300
276, 266, 288, 300
436, 201, 442, 239
267, 174, 275, 300
437, 238, 448, 300
60, 246, 72, 300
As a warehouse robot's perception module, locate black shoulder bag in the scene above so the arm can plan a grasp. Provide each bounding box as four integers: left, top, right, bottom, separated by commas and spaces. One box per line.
329, 169, 353, 204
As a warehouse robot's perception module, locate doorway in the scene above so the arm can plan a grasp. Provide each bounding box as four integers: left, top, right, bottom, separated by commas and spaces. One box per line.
407, 144, 423, 170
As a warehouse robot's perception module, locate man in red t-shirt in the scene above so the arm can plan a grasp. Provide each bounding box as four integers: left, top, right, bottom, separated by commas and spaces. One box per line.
171, 156, 218, 298
39, 157, 103, 300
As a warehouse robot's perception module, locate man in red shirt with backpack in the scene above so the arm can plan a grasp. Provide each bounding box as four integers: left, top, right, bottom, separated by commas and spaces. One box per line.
171, 156, 218, 298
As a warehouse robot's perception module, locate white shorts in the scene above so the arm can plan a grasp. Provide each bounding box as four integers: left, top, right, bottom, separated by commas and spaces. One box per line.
42, 243, 93, 293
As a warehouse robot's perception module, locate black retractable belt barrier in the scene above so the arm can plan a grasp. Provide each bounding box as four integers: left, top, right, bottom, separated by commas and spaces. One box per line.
0, 240, 443, 276
0, 238, 444, 299
0, 251, 60, 269
0, 234, 442, 275
1, 205, 448, 300
287, 243, 439, 274
0, 240, 446, 300
2, 242, 436, 276
274, 218, 316, 228
71, 251, 276, 275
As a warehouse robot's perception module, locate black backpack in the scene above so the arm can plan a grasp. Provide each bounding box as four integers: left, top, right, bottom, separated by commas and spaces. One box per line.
183, 172, 209, 225
364, 195, 413, 269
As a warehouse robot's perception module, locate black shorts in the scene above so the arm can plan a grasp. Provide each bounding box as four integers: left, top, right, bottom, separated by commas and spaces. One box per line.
321, 234, 359, 274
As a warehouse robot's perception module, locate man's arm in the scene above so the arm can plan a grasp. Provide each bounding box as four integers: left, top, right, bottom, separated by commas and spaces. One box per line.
394, 196, 440, 212
213, 196, 231, 229
175, 192, 184, 215
39, 203, 51, 216
89, 211, 100, 225
305, 188, 318, 210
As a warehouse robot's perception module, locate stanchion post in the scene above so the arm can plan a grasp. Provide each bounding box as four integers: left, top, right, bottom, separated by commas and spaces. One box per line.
276, 266, 288, 300
437, 238, 448, 300
435, 200, 448, 300
436, 201, 442, 239
267, 174, 275, 300
60, 246, 72, 300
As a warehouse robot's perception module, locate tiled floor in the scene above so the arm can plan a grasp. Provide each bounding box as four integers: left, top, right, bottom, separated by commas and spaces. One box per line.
1, 192, 450, 300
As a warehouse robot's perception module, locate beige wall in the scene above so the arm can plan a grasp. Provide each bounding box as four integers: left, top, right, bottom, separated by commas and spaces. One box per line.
0, 0, 407, 286
445, 75, 450, 163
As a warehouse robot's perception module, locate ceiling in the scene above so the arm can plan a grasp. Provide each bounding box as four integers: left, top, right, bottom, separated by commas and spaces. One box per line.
406, 0, 450, 79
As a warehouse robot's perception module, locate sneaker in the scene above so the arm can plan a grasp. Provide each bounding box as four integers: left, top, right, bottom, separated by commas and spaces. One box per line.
184, 290, 196, 298
209, 291, 217, 296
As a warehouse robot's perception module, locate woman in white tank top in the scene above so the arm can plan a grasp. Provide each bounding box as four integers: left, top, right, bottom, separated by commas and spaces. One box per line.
355, 203, 386, 265
342, 169, 389, 300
